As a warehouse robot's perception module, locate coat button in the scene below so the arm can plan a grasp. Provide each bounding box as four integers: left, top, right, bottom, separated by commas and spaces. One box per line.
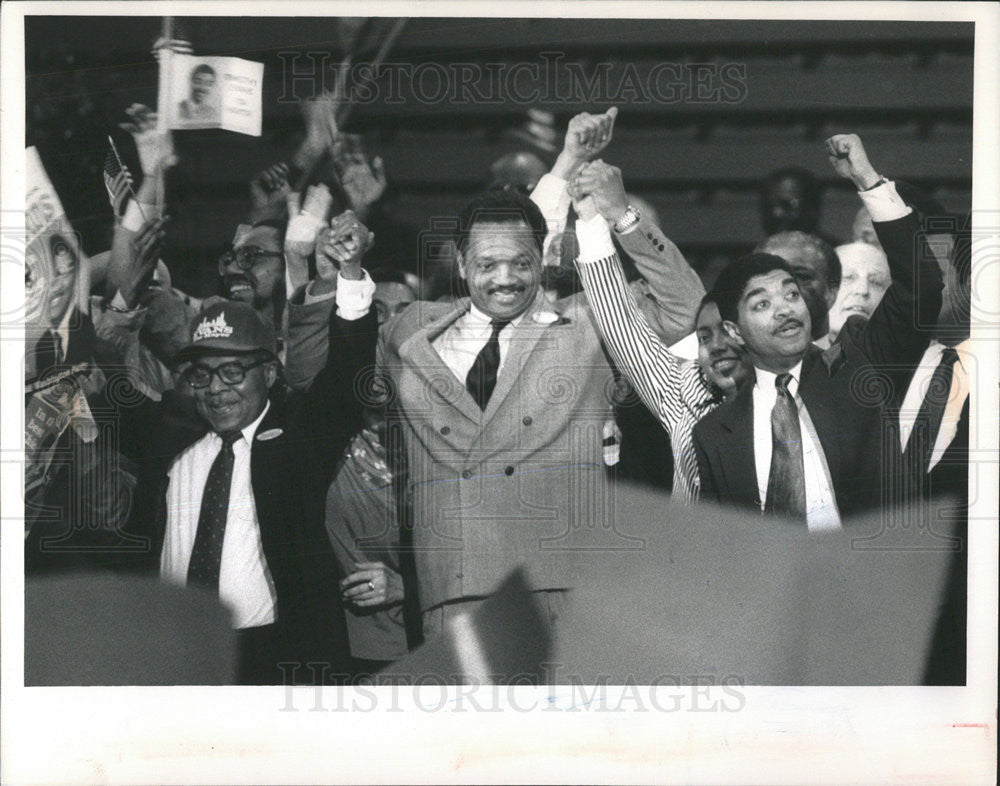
456, 572, 464, 579
522, 416, 532, 426
658, 244, 665, 252
440, 425, 450, 435
461, 469, 472, 480
504, 466, 515, 476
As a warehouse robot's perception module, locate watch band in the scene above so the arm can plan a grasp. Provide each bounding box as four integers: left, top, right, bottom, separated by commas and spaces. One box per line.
860, 174, 887, 192
613, 205, 641, 234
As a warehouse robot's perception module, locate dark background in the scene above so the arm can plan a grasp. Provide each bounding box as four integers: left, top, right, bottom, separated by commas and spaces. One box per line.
25, 16, 974, 295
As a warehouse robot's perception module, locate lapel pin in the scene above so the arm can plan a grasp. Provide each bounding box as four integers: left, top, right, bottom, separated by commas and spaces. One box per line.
256, 428, 283, 442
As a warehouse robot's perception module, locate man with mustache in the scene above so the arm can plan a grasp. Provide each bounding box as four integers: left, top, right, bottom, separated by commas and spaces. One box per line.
692, 134, 943, 526
371, 112, 702, 639
755, 230, 841, 345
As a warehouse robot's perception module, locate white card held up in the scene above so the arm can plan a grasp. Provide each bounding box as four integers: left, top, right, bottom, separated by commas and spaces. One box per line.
166, 54, 264, 136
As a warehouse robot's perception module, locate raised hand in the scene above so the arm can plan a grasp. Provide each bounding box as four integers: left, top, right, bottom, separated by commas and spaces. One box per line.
566, 107, 619, 159
285, 183, 332, 259
571, 159, 629, 224
119, 103, 176, 177
316, 209, 374, 281
249, 163, 291, 223
107, 215, 169, 307
300, 89, 341, 156
825, 134, 880, 190
340, 155, 388, 221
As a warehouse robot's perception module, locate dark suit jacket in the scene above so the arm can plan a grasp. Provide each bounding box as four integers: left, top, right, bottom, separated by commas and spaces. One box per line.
693, 210, 942, 519
111, 309, 378, 681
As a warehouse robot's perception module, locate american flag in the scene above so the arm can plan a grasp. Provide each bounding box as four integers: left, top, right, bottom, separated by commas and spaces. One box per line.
103, 136, 142, 219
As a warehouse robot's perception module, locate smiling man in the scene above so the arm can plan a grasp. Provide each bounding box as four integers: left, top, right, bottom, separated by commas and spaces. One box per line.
377, 181, 702, 638
692, 134, 943, 527
108, 251, 378, 683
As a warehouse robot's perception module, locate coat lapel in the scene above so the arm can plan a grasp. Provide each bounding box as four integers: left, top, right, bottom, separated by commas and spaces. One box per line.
398, 300, 483, 425
482, 292, 555, 422
798, 345, 842, 487
715, 383, 760, 508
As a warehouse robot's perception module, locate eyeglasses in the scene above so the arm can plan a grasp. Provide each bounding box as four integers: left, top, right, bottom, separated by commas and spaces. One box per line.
217, 245, 284, 275
183, 358, 268, 389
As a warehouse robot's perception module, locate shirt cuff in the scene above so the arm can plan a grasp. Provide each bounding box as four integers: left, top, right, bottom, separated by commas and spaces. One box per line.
857, 181, 912, 223
530, 173, 567, 207
574, 213, 617, 265
335, 270, 376, 320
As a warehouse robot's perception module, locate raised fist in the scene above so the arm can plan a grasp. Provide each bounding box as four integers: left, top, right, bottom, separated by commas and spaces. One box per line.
571, 160, 629, 225
564, 107, 619, 162
825, 134, 880, 190
316, 209, 374, 279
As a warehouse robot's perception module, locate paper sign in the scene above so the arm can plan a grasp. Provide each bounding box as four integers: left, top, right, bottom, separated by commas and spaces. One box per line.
24, 147, 87, 337
166, 54, 264, 136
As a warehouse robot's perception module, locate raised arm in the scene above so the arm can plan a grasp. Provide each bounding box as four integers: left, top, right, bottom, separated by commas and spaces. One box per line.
571, 193, 709, 433
292, 218, 378, 485
571, 160, 704, 344
284, 210, 375, 391
529, 107, 618, 265
825, 133, 942, 368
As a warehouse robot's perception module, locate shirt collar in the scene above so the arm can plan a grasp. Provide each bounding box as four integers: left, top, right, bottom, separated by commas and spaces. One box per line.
754, 360, 804, 394
928, 337, 972, 370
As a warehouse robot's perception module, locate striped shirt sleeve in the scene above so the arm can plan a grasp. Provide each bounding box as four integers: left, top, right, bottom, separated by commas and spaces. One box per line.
575, 220, 700, 434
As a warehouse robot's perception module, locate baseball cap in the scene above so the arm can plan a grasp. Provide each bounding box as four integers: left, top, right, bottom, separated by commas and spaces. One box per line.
178, 300, 277, 359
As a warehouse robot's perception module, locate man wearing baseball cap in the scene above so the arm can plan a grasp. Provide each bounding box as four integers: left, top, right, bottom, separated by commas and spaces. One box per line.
110, 251, 377, 685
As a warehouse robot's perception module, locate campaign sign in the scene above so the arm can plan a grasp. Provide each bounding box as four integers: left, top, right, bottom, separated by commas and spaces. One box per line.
167, 55, 264, 136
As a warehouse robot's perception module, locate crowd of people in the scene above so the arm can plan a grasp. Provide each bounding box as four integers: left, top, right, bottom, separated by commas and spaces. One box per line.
24, 59, 972, 686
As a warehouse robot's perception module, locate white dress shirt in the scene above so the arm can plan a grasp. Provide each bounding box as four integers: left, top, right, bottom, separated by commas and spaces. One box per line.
752, 363, 841, 531
432, 303, 527, 388
161, 400, 278, 629
899, 338, 971, 471
529, 173, 573, 266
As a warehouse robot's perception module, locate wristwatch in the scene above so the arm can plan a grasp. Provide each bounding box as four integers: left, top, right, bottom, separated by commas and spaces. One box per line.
860, 174, 887, 192
612, 204, 641, 234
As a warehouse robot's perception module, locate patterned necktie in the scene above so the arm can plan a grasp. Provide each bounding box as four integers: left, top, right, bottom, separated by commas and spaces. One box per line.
904, 347, 959, 475
764, 373, 807, 520
187, 431, 241, 591
465, 319, 511, 410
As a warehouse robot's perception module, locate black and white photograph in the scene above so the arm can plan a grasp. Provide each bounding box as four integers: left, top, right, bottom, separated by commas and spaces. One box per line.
1, 1, 997, 783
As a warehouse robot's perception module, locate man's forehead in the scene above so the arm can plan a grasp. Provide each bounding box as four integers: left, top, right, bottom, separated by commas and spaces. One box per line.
744, 269, 796, 296
696, 301, 723, 329
468, 220, 535, 242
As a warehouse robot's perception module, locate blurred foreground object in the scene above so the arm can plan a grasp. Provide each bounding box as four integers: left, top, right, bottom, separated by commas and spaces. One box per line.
25, 573, 236, 685
387, 484, 960, 685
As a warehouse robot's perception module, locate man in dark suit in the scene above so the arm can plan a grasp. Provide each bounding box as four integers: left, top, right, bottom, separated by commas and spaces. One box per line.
892, 217, 972, 685
693, 134, 943, 527
110, 261, 377, 684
